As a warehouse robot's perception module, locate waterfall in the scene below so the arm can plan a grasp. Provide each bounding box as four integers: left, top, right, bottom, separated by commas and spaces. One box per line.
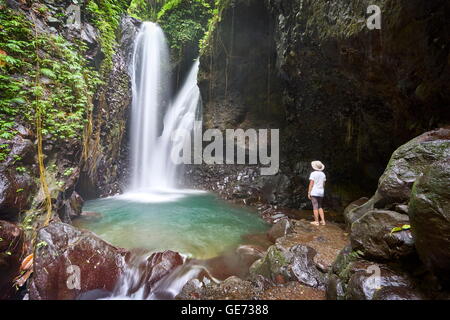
129, 22, 201, 194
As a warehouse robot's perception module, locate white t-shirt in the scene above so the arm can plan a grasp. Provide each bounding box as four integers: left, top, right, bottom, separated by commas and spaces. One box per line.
309, 171, 326, 197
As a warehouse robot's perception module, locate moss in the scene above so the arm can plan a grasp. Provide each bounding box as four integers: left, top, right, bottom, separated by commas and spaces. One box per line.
0, 2, 101, 143
85, 0, 131, 74
158, 0, 214, 62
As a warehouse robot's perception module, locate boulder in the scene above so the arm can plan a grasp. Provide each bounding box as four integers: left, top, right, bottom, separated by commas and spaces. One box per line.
345, 128, 450, 225
327, 247, 426, 300
345, 262, 417, 300
250, 243, 326, 289
350, 210, 414, 261
57, 191, 84, 223
372, 286, 425, 300
178, 276, 256, 300
343, 197, 369, 224
377, 128, 450, 203
0, 220, 24, 299
0, 171, 36, 221
235, 245, 265, 269
326, 274, 345, 300
0, 136, 37, 221
409, 159, 450, 284
267, 218, 294, 242
28, 222, 127, 300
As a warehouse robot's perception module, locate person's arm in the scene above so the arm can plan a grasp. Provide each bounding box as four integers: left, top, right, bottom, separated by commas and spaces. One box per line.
308, 180, 314, 199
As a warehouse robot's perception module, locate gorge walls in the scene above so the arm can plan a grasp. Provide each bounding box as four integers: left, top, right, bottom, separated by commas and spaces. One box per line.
193, 0, 450, 209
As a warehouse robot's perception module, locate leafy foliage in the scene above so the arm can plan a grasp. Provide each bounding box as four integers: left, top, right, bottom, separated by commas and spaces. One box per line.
0, 3, 101, 144
128, 0, 168, 21
86, 0, 130, 74
158, 0, 214, 60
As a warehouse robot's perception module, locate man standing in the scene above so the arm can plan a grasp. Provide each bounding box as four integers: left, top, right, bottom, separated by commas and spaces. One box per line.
308, 161, 326, 226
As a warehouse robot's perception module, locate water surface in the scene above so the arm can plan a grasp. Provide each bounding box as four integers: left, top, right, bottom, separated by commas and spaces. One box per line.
75, 191, 269, 259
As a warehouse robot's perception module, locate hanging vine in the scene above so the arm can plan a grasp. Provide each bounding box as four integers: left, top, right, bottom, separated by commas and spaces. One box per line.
31, 15, 52, 227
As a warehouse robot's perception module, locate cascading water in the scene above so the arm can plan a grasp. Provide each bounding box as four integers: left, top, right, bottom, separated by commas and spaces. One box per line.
129, 21, 201, 194
78, 21, 267, 301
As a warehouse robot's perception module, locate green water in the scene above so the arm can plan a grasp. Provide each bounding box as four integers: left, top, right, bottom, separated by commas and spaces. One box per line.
75, 191, 269, 259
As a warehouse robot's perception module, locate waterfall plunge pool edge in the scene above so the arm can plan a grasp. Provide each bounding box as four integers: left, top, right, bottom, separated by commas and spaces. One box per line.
74, 190, 270, 260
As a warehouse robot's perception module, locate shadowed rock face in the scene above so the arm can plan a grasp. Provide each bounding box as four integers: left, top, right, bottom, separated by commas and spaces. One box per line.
0, 135, 37, 221
193, 0, 450, 209
345, 128, 450, 225
0, 220, 24, 299
409, 159, 450, 285
332, 129, 449, 299
28, 222, 127, 300
350, 210, 414, 261
76, 16, 140, 199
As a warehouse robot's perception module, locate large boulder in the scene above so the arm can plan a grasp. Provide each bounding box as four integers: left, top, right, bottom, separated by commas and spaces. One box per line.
350, 210, 414, 261
326, 247, 425, 300
28, 222, 128, 300
343, 197, 369, 224
345, 128, 450, 225
249, 243, 326, 289
57, 191, 84, 223
377, 128, 450, 203
345, 262, 421, 300
0, 135, 37, 221
114, 250, 184, 299
409, 159, 450, 284
0, 220, 24, 299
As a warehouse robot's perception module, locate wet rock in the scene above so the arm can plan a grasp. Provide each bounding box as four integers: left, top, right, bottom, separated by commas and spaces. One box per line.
176, 278, 204, 300
343, 197, 369, 225
182, 276, 257, 300
76, 16, 134, 199
0, 220, 24, 299
372, 286, 425, 300
377, 128, 450, 204
250, 243, 326, 289
205, 276, 255, 300
57, 191, 84, 223
290, 245, 326, 289
328, 247, 426, 300
141, 251, 184, 290
0, 135, 37, 221
326, 274, 345, 300
267, 218, 294, 242
235, 245, 265, 269
409, 159, 450, 284
28, 222, 127, 300
351, 210, 414, 261
119, 15, 141, 66
345, 262, 417, 300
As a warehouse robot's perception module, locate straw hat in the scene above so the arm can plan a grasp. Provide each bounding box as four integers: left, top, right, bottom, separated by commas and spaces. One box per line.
311, 161, 325, 171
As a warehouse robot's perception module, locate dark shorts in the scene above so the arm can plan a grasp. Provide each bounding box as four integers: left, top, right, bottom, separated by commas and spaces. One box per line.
311, 196, 323, 210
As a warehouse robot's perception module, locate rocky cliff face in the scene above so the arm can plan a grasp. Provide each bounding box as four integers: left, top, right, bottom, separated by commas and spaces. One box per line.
193, 0, 450, 209
0, 2, 138, 299
76, 16, 140, 200
330, 128, 450, 299
0, 2, 138, 225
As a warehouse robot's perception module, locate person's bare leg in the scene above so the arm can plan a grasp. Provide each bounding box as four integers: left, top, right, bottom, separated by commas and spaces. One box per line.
310, 209, 320, 225
319, 208, 326, 225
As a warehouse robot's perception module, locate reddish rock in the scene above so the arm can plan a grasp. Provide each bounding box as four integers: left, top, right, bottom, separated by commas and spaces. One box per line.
120, 250, 184, 298
28, 222, 128, 300
0, 220, 24, 299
